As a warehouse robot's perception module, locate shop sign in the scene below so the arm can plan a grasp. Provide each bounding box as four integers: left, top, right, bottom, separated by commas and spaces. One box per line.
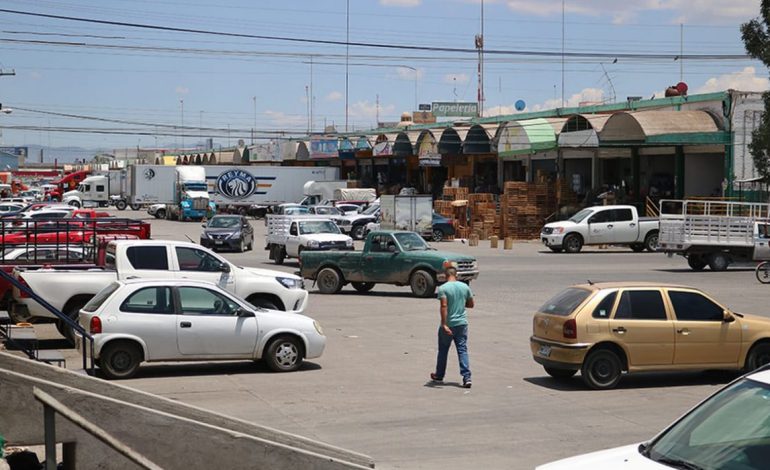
310, 137, 339, 159
338, 138, 355, 160
373, 140, 393, 157
412, 111, 436, 124
418, 103, 432, 111
431, 101, 478, 117
418, 152, 442, 167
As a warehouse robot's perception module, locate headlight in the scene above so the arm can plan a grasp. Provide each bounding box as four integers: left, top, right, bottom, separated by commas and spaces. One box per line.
552, 227, 565, 234
313, 320, 324, 335
228, 231, 241, 239
277, 277, 302, 289
308, 240, 320, 248
345, 238, 353, 247
200, 232, 209, 239
181, 200, 191, 207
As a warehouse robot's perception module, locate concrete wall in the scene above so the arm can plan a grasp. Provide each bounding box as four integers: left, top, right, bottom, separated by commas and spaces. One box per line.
731, 91, 764, 186
0, 352, 374, 469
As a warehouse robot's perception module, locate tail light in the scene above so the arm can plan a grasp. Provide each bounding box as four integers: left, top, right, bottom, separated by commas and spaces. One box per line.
17, 276, 31, 298
563, 319, 577, 339
90, 316, 102, 334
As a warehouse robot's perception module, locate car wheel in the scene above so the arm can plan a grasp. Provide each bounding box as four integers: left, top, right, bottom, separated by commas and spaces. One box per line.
156, 208, 166, 219
410, 270, 436, 298
432, 229, 444, 242
239, 239, 245, 253
100, 341, 142, 380
687, 255, 707, 271
273, 246, 285, 265
644, 231, 659, 252
548, 247, 563, 253
317, 267, 343, 294
68, 200, 81, 208
115, 200, 127, 211
351, 282, 375, 293
708, 252, 730, 272
62, 299, 89, 344
581, 349, 622, 390
746, 343, 770, 371
264, 335, 304, 372
351, 225, 366, 240
544, 367, 577, 380
246, 295, 278, 311
130, 203, 142, 211
563, 234, 583, 253
630, 243, 645, 252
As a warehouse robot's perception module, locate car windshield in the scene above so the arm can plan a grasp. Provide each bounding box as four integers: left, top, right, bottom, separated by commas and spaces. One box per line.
538, 288, 591, 316
361, 204, 379, 215
394, 232, 429, 251
209, 217, 240, 228
285, 207, 309, 215
645, 378, 770, 470
299, 221, 340, 235
568, 209, 593, 223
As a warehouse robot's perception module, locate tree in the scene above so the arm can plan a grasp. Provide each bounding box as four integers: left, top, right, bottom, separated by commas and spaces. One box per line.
741, 1, 770, 180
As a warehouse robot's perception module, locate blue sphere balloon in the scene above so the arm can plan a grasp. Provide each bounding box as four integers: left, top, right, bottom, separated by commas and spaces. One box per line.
515, 100, 526, 111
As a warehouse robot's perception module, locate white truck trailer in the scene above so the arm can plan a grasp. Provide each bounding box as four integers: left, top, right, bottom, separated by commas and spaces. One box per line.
62, 170, 136, 209
658, 199, 770, 271
129, 165, 213, 221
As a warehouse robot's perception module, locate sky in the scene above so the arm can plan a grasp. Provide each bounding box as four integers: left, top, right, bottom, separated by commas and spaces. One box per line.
0, 0, 767, 156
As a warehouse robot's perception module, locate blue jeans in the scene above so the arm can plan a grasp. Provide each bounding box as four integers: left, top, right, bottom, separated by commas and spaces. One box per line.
434, 324, 470, 382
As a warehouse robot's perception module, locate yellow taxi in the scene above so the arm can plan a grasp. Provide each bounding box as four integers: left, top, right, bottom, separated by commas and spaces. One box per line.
530, 282, 770, 389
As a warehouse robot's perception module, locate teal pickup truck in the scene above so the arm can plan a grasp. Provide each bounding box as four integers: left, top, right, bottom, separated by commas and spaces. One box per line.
299, 230, 479, 297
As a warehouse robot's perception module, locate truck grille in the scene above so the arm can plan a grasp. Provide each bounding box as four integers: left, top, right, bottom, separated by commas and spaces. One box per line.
192, 198, 208, 210
457, 260, 477, 272
541, 227, 553, 235
210, 233, 229, 240
319, 241, 349, 250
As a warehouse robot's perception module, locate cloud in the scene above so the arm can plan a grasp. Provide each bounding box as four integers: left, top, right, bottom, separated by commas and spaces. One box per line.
175, 86, 190, 95
349, 100, 396, 119
379, 0, 421, 6
325, 91, 343, 102
484, 104, 517, 117
444, 73, 470, 85
696, 66, 770, 93
530, 88, 605, 111
263, 110, 306, 128
396, 66, 424, 81
503, 0, 758, 24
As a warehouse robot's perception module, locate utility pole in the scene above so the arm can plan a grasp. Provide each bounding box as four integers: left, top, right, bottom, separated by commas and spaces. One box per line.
680, 23, 684, 82
179, 99, 184, 150
252, 96, 256, 144
475, 0, 485, 117
561, 0, 566, 107
305, 85, 311, 134
310, 56, 315, 134
376, 94, 380, 127
345, 0, 350, 132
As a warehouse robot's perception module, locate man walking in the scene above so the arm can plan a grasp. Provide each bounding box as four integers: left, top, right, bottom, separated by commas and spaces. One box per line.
430, 261, 475, 388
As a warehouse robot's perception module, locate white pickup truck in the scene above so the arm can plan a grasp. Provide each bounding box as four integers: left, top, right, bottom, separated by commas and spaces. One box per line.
540, 205, 659, 253
11, 240, 308, 339
265, 215, 353, 265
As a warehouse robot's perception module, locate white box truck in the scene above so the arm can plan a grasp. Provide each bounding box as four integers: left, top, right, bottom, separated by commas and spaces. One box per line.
62, 170, 136, 209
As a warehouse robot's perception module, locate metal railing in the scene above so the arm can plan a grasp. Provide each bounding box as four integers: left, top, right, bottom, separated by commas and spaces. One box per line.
0, 269, 94, 374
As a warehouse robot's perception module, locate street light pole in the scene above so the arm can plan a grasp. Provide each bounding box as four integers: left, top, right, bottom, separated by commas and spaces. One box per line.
252, 96, 256, 144
179, 99, 184, 150
345, 0, 350, 132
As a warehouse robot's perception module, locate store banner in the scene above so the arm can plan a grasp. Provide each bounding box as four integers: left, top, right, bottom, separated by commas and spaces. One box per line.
373, 140, 393, 157
432, 101, 478, 117
338, 138, 356, 160
310, 137, 339, 159
418, 136, 441, 167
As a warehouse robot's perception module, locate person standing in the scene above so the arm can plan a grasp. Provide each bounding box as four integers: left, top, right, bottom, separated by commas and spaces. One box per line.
430, 261, 475, 388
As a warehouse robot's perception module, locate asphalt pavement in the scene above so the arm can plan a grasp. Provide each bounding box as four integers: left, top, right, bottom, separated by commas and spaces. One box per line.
50, 210, 770, 469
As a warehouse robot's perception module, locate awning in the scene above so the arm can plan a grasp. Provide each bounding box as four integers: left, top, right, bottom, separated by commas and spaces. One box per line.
497, 118, 562, 157
558, 114, 611, 148
599, 110, 722, 144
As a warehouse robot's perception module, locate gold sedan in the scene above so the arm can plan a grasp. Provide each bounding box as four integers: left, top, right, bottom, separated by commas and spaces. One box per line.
530, 282, 770, 389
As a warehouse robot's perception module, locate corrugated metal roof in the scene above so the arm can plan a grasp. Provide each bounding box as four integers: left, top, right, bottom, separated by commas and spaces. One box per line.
600, 110, 720, 142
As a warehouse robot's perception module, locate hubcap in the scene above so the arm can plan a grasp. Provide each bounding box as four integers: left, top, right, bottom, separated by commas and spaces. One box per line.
433, 230, 442, 241
320, 273, 336, 290
112, 351, 131, 371
414, 275, 427, 293
592, 359, 613, 382
275, 342, 298, 367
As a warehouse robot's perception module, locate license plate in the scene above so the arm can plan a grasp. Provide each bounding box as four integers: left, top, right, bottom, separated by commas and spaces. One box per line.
538, 344, 551, 357
214, 241, 223, 245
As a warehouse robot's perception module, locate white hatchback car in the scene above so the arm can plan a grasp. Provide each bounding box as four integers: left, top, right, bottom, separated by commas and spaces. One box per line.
78, 279, 326, 379
539, 368, 770, 469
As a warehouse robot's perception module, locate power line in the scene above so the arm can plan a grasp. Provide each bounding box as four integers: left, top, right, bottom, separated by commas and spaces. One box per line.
0, 8, 752, 60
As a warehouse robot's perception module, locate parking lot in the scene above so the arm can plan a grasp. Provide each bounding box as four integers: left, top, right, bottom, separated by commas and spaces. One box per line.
49, 212, 770, 468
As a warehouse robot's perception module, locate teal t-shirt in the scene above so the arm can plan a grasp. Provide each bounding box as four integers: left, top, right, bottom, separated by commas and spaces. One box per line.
437, 281, 474, 327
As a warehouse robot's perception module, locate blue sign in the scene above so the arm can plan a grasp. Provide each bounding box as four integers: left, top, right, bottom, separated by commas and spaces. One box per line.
515, 100, 526, 111
215, 169, 257, 200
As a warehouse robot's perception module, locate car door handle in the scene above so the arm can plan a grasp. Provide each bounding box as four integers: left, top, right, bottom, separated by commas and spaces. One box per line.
677, 328, 690, 335
612, 327, 627, 334
180, 321, 192, 328
607, 224, 614, 229
629, 223, 636, 227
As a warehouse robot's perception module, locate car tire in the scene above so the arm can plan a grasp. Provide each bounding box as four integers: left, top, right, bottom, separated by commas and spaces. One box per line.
432, 229, 444, 242
581, 349, 622, 390
115, 200, 127, 211
410, 270, 436, 298
351, 282, 375, 293
130, 203, 141, 211
239, 239, 245, 253
317, 267, 343, 294
630, 243, 645, 252
544, 367, 577, 380
62, 299, 89, 344
644, 231, 659, 252
264, 335, 304, 372
708, 252, 730, 272
273, 246, 285, 265
156, 208, 166, 219
563, 234, 583, 253
100, 341, 142, 380
548, 247, 563, 253
351, 225, 366, 240
687, 255, 707, 271
68, 200, 81, 208
746, 343, 770, 371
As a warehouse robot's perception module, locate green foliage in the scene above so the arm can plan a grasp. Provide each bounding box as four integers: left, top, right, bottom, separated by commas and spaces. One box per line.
741, 0, 770, 180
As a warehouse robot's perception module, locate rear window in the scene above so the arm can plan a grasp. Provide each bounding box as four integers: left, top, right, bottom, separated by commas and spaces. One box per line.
539, 288, 591, 316
82, 282, 120, 313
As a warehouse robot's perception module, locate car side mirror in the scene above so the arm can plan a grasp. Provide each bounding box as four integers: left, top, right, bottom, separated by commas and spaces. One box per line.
219, 262, 231, 273
237, 308, 254, 317
723, 311, 735, 323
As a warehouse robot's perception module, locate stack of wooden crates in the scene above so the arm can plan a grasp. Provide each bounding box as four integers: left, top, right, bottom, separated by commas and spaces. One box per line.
501, 180, 578, 239
468, 194, 500, 240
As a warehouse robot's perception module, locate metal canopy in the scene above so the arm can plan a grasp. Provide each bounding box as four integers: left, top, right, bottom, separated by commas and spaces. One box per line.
599, 110, 721, 143
497, 118, 563, 157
